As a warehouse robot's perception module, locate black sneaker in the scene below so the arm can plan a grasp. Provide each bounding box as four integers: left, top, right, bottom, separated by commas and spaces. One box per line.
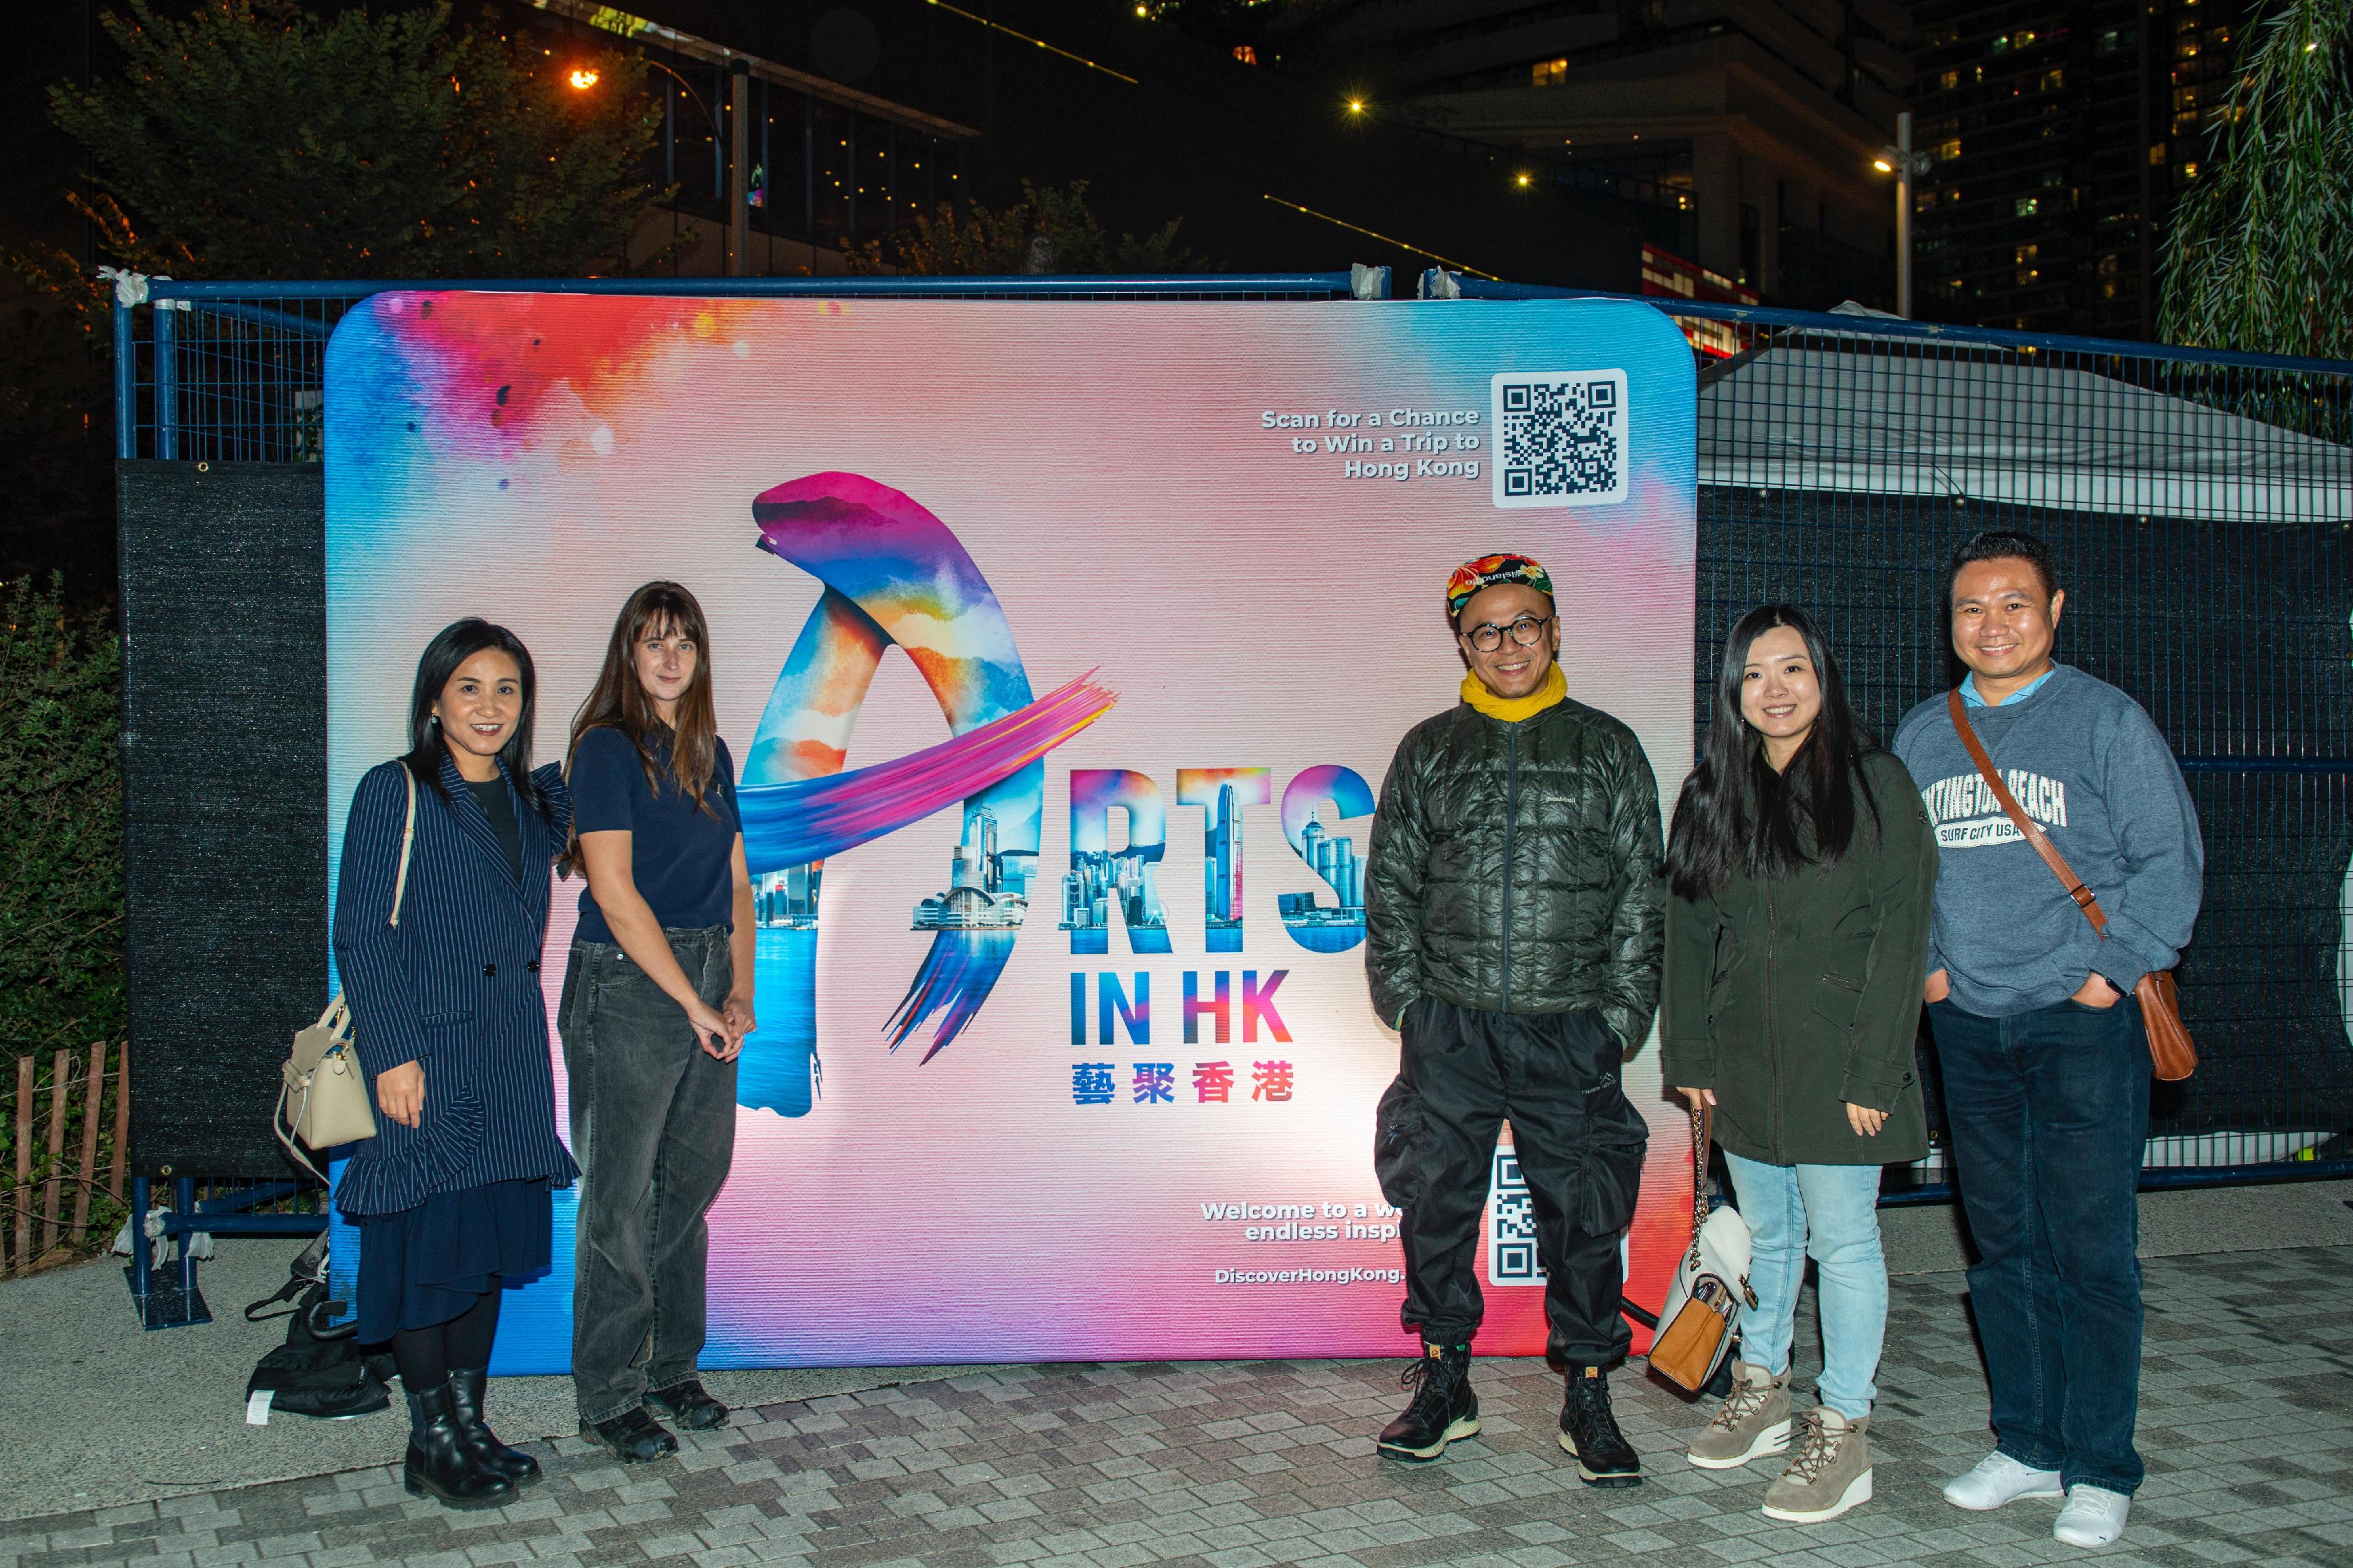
1558, 1367, 1642, 1487
1377, 1342, 1480, 1462
581, 1406, 679, 1464
645, 1379, 731, 1431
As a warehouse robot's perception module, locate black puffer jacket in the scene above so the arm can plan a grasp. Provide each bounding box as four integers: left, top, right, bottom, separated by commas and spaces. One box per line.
1366, 696, 1667, 1050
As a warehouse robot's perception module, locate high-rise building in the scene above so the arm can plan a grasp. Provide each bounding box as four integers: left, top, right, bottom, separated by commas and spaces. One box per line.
913, 806, 1027, 930
1205, 781, 1240, 933
1905, 0, 2245, 335
1259, 0, 1917, 308
757, 862, 822, 929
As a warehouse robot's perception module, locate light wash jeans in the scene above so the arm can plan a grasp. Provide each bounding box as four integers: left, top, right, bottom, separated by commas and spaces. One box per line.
1722, 1152, 1888, 1422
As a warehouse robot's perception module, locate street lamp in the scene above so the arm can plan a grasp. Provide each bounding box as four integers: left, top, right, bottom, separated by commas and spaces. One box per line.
572, 55, 751, 277
1877, 110, 1934, 318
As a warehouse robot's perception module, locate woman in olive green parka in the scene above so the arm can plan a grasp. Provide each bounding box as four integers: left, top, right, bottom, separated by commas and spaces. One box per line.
1659, 606, 1936, 1527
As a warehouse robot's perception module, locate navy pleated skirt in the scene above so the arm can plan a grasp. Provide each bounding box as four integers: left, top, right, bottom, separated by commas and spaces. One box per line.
355, 1178, 552, 1343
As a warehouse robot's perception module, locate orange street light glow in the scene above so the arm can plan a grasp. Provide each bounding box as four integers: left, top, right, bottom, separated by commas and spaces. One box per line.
1347, 98, 1365, 112
1873, 156, 1894, 172
569, 67, 599, 89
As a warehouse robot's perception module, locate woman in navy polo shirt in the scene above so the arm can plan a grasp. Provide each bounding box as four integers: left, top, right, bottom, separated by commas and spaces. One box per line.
335, 619, 576, 1510
559, 581, 755, 1463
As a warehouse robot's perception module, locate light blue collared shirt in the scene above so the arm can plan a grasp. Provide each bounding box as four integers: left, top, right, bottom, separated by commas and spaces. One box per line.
1961, 666, 2058, 708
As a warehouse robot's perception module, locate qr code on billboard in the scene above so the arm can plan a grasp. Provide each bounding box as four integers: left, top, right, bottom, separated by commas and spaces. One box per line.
1491, 371, 1629, 509
1487, 1149, 1545, 1286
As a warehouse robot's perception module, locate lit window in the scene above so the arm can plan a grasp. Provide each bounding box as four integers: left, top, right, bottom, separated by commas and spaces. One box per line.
2016, 29, 2036, 45
2016, 196, 2039, 215
2180, 161, 2199, 178
1232, 44, 1257, 64
2098, 29, 2120, 50
2041, 68, 2064, 89
1937, 138, 1962, 160
1938, 69, 1959, 88
2150, 141, 2167, 164
1532, 56, 1568, 86
1991, 34, 2009, 51
2015, 243, 2039, 263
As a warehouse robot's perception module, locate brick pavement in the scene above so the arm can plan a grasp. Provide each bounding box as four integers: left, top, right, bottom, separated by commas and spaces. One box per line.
6, 1248, 2348, 1568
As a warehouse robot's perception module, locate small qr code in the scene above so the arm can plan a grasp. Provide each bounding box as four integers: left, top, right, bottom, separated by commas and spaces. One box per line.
1491, 371, 1629, 509
1487, 1149, 1547, 1286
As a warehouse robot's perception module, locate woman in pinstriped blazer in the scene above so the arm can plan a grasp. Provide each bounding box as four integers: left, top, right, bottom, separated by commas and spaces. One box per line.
333, 619, 576, 1512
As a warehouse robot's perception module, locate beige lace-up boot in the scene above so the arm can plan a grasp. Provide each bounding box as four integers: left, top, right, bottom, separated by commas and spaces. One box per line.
1761, 1406, 1874, 1522
1685, 1359, 1792, 1469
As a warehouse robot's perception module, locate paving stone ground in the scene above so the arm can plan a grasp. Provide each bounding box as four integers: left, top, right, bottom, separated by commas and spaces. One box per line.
8, 1248, 2348, 1568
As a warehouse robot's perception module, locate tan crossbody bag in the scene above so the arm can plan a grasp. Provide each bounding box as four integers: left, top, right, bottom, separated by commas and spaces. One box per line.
1649, 1103, 1757, 1392
1945, 690, 2197, 1082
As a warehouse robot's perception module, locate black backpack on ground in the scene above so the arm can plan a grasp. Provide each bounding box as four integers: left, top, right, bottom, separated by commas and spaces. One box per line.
244, 1236, 393, 1419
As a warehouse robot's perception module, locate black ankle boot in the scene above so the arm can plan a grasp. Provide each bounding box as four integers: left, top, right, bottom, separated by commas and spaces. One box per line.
1558, 1366, 1642, 1487
404, 1380, 516, 1510
1376, 1342, 1479, 1462
446, 1368, 541, 1487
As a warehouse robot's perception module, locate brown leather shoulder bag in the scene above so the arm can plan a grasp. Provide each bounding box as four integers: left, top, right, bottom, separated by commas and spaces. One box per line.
1945, 689, 2197, 1081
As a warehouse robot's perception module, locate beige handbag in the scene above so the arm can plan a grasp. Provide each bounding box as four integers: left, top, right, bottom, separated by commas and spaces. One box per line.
275, 763, 416, 1180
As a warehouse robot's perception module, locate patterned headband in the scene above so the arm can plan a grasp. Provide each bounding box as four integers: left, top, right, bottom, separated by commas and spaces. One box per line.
1447, 553, 1554, 619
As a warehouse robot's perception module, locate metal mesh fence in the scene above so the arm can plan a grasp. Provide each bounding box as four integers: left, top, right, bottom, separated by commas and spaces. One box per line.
112, 273, 2353, 1190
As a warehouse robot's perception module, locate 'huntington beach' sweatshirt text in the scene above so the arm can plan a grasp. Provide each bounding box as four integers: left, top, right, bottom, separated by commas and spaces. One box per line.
1892, 663, 2204, 1018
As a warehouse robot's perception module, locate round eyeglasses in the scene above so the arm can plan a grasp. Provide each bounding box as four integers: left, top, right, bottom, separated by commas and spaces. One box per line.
1462, 615, 1555, 653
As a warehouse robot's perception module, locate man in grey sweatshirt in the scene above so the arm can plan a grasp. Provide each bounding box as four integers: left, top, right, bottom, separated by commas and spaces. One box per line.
1892, 530, 2201, 1553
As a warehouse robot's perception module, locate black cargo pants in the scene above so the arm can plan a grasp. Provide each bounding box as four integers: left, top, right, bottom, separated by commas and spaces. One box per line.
1375, 999, 1647, 1365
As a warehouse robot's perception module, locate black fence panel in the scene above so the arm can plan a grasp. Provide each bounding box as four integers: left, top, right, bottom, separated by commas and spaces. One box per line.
118, 461, 328, 1177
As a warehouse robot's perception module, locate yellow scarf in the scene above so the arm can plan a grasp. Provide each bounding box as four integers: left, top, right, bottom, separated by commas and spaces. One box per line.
1460, 663, 1566, 722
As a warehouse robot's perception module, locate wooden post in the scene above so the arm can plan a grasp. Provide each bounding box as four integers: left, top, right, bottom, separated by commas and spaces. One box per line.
71, 1043, 104, 1244
11, 1055, 31, 1274
40, 1047, 70, 1257
109, 1044, 129, 1203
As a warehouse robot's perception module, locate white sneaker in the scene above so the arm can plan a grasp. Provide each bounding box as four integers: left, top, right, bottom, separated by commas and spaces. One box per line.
1943, 1450, 2065, 1510
2054, 1485, 2130, 1548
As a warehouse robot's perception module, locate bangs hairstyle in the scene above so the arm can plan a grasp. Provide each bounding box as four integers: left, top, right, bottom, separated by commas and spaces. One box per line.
1664, 604, 1879, 902
568, 580, 722, 829
401, 619, 551, 821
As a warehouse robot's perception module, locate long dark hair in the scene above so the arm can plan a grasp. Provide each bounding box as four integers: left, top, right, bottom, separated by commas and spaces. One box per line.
1664, 605, 1879, 900
566, 580, 721, 823
400, 618, 551, 820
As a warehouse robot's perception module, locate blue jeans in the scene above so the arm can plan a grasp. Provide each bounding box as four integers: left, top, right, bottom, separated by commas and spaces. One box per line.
1929, 996, 2149, 1495
1722, 1153, 1888, 1421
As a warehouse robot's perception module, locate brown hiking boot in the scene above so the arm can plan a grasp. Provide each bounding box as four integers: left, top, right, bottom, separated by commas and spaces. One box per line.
1761, 1407, 1874, 1523
1685, 1359, 1791, 1470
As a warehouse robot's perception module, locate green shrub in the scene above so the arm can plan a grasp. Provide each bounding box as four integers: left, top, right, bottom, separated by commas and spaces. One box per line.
1, 576, 123, 1063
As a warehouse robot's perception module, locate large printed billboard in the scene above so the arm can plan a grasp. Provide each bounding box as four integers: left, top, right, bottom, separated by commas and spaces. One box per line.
323, 295, 1697, 1369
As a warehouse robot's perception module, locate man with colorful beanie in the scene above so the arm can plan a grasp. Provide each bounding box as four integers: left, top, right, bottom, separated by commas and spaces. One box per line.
1364, 553, 1665, 1484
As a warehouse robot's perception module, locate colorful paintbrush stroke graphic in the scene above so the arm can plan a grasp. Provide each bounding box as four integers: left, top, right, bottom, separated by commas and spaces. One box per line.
740, 473, 1114, 1082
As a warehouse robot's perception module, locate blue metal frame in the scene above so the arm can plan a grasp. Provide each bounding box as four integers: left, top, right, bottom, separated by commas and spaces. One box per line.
125, 1173, 326, 1329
